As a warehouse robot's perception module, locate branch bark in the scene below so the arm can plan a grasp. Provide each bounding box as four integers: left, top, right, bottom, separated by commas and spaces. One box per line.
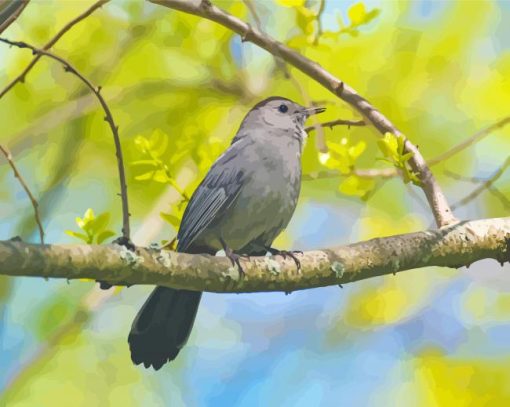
1, 217, 509, 293
149, 0, 457, 228
0, 0, 29, 35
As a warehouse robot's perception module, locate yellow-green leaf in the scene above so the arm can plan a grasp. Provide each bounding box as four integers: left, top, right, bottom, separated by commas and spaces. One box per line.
276, 0, 305, 7
348, 3, 367, 25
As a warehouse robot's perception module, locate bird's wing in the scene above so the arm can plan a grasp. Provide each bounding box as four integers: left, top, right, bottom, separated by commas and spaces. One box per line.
176, 142, 249, 252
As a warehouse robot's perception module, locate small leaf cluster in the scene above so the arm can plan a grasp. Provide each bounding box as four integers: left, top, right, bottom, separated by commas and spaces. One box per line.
285, 1, 380, 47
131, 130, 190, 231
65, 208, 115, 244
338, 2, 380, 37
319, 137, 375, 198
377, 133, 421, 185
132, 130, 173, 183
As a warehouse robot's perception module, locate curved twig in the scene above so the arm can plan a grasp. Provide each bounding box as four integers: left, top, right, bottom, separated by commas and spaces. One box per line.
429, 116, 510, 166
0, 38, 131, 240
0, 0, 109, 100
0, 144, 44, 244
451, 157, 510, 210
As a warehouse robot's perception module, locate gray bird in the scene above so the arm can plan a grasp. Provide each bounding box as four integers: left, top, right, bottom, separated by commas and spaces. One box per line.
128, 96, 325, 370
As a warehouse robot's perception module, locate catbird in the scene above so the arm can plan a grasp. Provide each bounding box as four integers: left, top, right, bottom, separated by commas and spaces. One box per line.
128, 96, 325, 370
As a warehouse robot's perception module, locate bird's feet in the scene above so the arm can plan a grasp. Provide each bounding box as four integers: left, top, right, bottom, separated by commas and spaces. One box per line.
98, 236, 136, 290
221, 239, 246, 278
266, 247, 302, 273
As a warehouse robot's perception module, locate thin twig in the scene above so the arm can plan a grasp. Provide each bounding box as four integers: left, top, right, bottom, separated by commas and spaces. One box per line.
443, 169, 486, 183
241, 0, 290, 78
302, 167, 396, 181
488, 186, 510, 210
429, 116, 510, 166
313, 0, 326, 45
0, 0, 30, 35
0, 144, 44, 244
0, 0, 109, 100
0, 38, 131, 240
305, 118, 366, 133
151, 0, 457, 228
452, 157, 510, 210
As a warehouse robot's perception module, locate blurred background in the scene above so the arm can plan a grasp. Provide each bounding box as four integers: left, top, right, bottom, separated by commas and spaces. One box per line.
1, 0, 509, 405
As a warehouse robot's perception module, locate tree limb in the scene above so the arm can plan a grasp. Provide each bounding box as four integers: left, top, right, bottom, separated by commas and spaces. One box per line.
1, 217, 509, 293
149, 0, 456, 228
0, 0, 29, 35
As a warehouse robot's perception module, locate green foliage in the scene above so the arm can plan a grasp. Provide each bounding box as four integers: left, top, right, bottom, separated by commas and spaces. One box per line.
340, 2, 380, 37
319, 137, 367, 174
65, 208, 115, 244
131, 130, 189, 230
377, 132, 421, 185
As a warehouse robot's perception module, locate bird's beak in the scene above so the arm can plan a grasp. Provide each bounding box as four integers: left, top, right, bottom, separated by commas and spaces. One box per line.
302, 106, 326, 117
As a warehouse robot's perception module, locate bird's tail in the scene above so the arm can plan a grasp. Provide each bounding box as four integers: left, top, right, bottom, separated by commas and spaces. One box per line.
128, 286, 202, 370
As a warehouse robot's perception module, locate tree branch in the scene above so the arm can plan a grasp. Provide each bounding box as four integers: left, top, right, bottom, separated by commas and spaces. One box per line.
149, 0, 456, 228
0, 144, 44, 244
302, 167, 396, 181
1, 217, 509, 293
0, 0, 109, 99
429, 116, 510, 166
305, 118, 366, 133
0, 37, 131, 241
450, 157, 510, 210
0, 0, 30, 35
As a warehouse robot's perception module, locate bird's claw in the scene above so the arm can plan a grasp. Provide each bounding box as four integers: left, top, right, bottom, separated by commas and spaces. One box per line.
226, 251, 245, 278
266, 247, 302, 273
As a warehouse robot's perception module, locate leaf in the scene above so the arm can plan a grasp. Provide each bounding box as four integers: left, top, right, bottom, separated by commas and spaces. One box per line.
75, 216, 85, 229
96, 230, 115, 244
131, 159, 158, 166
160, 211, 181, 228
276, 0, 305, 7
83, 208, 95, 223
88, 212, 110, 235
348, 2, 367, 26
152, 169, 170, 183
348, 141, 367, 160
134, 171, 156, 181
65, 230, 90, 243
134, 135, 150, 153
339, 175, 375, 198
377, 132, 399, 159
149, 129, 169, 158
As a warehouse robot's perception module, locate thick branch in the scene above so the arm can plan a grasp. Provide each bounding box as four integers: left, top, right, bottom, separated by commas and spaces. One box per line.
1, 217, 509, 293
150, 0, 456, 228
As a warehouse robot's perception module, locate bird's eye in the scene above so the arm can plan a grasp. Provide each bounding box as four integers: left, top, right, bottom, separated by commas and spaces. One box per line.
278, 104, 288, 113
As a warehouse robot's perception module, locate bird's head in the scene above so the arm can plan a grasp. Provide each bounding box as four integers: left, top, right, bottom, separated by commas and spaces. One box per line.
246, 96, 325, 131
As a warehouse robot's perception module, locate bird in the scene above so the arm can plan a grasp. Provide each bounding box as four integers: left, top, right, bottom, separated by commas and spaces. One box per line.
128, 96, 325, 370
